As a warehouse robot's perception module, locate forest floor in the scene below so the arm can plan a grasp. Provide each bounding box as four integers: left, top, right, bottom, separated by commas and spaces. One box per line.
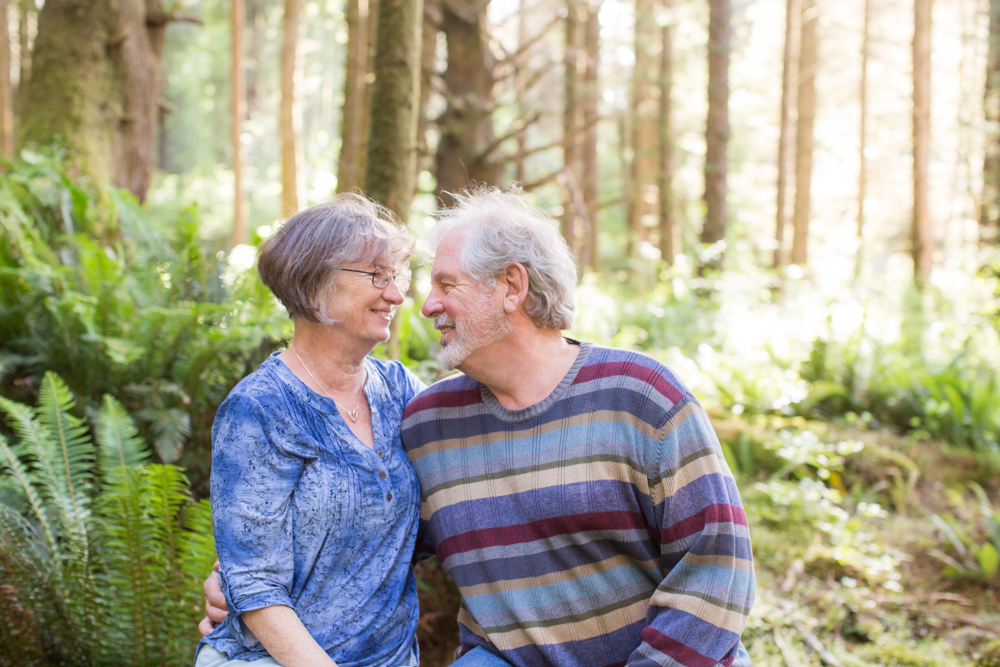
414, 418, 1000, 667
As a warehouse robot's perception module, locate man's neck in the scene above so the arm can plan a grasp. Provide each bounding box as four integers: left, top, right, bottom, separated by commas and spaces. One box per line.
459, 328, 581, 411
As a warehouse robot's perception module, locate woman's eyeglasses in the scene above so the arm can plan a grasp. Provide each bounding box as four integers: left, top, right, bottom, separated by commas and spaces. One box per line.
341, 268, 411, 292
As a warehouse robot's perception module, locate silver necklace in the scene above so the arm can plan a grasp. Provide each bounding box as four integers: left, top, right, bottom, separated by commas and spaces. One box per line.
289, 344, 365, 423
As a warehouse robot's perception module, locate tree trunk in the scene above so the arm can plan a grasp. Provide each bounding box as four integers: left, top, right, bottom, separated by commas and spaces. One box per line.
434, 0, 500, 204
658, 6, 674, 265
281, 0, 300, 215
629, 0, 658, 256
701, 0, 730, 265
232, 0, 247, 244
364, 0, 423, 220
855, 0, 870, 277
514, 0, 529, 184
774, 0, 796, 268
912, 0, 933, 286
246, 0, 263, 117
982, 0, 1000, 244
562, 0, 581, 255
337, 0, 369, 193
0, 0, 13, 155
17, 0, 169, 203
581, 0, 600, 270
791, 0, 816, 266
17, 0, 32, 105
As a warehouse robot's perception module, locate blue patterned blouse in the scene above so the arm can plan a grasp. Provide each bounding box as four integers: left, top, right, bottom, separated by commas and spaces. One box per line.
200, 352, 426, 666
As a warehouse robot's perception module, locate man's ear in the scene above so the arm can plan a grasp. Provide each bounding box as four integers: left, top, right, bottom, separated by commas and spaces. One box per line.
498, 263, 529, 314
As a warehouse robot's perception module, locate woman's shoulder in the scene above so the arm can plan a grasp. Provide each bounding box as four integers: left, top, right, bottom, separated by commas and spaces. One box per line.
218, 356, 288, 414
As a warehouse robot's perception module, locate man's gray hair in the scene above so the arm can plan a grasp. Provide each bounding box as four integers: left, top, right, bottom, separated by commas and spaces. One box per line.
257, 193, 415, 323
430, 186, 577, 330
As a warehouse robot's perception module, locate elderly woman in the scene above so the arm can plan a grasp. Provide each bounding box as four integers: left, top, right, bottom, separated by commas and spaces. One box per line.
195, 195, 424, 667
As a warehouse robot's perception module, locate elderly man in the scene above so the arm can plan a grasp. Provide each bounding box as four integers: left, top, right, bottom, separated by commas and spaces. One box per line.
400, 188, 754, 667
204, 188, 754, 666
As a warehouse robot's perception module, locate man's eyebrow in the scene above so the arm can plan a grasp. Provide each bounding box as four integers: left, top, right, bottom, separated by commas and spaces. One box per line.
431, 270, 457, 283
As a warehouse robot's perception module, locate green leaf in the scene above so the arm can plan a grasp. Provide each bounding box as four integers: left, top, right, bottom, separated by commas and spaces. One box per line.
977, 543, 999, 579
96, 394, 150, 484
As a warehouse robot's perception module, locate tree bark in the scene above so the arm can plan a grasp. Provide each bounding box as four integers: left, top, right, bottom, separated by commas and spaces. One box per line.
855, 0, 870, 276
364, 0, 423, 220
434, 0, 500, 204
0, 0, 13, 155
417, 0, 439, 181
912, 0, 933, 285
629, 0, 658, 256
701, 0, 730, 266
337, 0, 369, 193
232, 0, 247, 245
562, 0, 581, 255
774, 0, 796, 268
581, 0, 600, 270
17, 0, 170, 203
791, 0, 816, 266
982, 0, 1000, 244
658, 9, 674, 265
17, 0, 32, 106
281, 0, 300, 215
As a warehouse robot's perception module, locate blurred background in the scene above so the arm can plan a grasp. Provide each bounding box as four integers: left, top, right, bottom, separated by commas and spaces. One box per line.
0, 0, 999, 664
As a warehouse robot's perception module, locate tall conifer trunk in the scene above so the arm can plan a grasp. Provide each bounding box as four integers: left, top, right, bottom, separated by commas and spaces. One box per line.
658, 5, 674, 264
337, 0, 370, 193
562, 0, 582, 255
581, 0, 601, 270
791, 0, 816, 266
629, 0, 658, 256
281, 0, 300, 214
701, 0, 731, 268
18, 0, 172, 202
912, 0, 933, 285
231, 0, 247, 244
856, 0, 870, 276
0, 0, 13, 155
774, 0, 796, 268
982, 0, 1000, 243
364, 0, 422, 219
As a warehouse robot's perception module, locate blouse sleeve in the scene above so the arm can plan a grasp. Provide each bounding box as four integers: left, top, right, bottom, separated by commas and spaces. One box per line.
211, 391, 305, 644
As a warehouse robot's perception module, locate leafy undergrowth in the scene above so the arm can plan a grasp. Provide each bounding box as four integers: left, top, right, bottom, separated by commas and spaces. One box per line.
414, 416, 1000, 666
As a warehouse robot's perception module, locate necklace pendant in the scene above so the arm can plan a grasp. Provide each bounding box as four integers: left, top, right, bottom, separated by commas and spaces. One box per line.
346, 409, 359, 423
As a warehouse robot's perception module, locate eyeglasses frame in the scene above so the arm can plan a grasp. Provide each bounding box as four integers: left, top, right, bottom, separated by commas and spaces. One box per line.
340, 267, 410, 291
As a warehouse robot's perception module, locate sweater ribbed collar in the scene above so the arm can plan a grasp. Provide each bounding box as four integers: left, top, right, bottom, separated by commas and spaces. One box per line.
479, 339, 592, 423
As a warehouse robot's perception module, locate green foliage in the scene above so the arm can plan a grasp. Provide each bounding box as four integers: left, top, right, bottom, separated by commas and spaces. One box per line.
928, 482, 1000, 582
0, 372, 214, 665
0, 150, 291, 476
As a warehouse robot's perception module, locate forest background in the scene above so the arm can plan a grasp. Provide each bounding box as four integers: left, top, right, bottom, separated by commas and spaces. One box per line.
1, 0, 999, 664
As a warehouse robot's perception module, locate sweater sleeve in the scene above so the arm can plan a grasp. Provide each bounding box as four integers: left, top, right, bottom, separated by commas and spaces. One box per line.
625, 396, 755, 667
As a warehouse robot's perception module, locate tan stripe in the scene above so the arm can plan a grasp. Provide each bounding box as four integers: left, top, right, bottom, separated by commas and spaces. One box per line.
484, 598, 650, 651
666, 454, 733, 500
457, 606, 489, 642
425, 453, 646, 497
648, 589, 749, 634
684, 553, 755, 571
408, 409, 666, 461
459, 553, 659, 598
423, 459, 644, 516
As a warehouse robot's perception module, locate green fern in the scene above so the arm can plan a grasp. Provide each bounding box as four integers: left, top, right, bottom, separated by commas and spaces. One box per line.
0, 373, 214, 666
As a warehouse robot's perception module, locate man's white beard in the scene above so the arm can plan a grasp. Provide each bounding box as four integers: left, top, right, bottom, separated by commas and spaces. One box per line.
436, 291, 514, 370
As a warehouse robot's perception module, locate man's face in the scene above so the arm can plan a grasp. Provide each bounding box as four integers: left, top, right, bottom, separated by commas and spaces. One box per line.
421, 230, 513, 370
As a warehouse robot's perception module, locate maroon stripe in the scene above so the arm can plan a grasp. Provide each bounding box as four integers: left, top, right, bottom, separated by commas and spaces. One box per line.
404, 387, 482, 418
639, 627, 718, 667
662, 504, 748, 544
437, 510, 648, 562
573, 361, 684, 403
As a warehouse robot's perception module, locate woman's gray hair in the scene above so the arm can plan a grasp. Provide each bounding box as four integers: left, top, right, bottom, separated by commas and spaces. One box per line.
257, 194, 415, 323
429, 186, 577, 330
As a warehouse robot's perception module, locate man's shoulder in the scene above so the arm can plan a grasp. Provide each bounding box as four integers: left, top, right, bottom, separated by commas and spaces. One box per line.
576, 342, 693, 404
402, 371, 480, 421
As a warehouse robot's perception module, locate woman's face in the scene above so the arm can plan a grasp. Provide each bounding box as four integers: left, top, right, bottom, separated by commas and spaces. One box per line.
321, 260, 406, 345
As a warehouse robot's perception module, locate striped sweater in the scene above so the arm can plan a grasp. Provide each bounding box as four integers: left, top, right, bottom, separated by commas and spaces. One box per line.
401, 342, 755, 667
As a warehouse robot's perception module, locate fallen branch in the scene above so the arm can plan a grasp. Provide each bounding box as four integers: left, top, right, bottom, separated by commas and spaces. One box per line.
923, 610, 1000, 635
772, 626, 797, 667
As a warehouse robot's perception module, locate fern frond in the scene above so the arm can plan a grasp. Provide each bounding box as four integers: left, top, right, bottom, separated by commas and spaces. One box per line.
0, 395, 74, 537
35, 372, 94, 538
0, 434, 61, 571
95, 394, 149, 485
95, 466, 152, 667
180, 498, 216, 583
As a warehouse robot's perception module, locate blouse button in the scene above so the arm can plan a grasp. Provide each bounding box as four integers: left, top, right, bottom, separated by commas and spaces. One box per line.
379, 471, 387, 480
386, 492, 393, 501
377, 450, 384, 458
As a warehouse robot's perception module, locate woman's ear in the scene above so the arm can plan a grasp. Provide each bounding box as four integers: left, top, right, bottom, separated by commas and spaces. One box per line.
498, 262, 529, 314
